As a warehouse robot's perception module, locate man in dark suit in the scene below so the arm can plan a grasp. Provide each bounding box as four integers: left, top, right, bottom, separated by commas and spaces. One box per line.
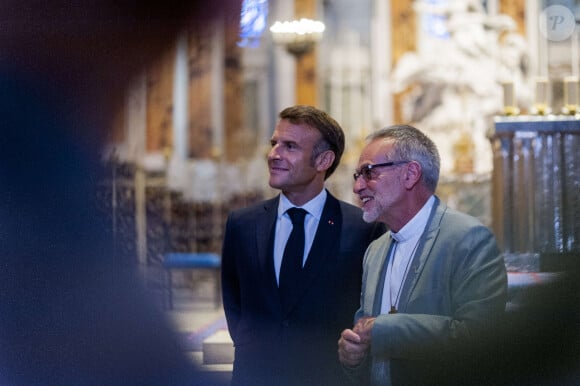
221, 105, 384, 386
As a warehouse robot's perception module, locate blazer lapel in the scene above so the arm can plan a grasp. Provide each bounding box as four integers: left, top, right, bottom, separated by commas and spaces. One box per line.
371, 235, 395, 316
256, 197, 280, 296
398, 197, 446, 313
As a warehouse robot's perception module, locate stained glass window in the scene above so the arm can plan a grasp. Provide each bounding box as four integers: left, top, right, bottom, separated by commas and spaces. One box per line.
421, 0, 450, 39
238, 0, 268, 48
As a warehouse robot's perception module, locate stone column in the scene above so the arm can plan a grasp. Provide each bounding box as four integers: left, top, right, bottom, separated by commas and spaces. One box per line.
390, 0, 416, 123
146, 47, 175, 153
500, 0, 526, 35
295, 0, 318, 106
188, 23, 213, 159
224, 11, 245, 162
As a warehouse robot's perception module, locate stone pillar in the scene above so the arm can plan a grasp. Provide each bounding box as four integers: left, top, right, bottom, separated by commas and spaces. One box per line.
188, 24, 213, 159
146, 47, 175, 153
371, 0, 393, 129
500, 0, 526, 35
224, 11, 245, 162
294, 0, 318, 106
390, 0, 416, 123
173, 32, 189, 161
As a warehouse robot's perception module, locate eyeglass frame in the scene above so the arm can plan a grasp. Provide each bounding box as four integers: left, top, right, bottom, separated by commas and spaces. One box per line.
353, 160, 410, 181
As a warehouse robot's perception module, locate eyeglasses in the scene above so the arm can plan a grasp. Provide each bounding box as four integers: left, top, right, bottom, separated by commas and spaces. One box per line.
353, 161, 410, 181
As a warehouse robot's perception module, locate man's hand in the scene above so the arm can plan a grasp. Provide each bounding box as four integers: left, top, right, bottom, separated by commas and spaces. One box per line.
353, 316, 375, 343
338, 316, 376, 368
338, 328, 367, 367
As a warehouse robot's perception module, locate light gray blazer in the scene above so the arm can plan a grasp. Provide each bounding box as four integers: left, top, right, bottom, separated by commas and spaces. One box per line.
350, 197, 507, 386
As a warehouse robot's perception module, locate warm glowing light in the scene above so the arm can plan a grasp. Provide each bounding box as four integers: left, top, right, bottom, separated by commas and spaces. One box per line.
270, 18, 325, 57
270, 18, 325, 36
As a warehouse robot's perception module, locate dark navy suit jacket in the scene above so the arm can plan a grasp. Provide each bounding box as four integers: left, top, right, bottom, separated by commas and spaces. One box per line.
222, 191, 384, 386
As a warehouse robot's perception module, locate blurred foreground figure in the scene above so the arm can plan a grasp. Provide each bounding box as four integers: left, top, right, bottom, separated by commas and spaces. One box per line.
0, 1, 239, 384
447, 264, 580, 385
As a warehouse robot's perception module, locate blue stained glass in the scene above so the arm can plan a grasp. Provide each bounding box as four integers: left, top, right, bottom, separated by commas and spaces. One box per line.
421, 0, 450, 40
238, 0, 269, 48
423, 13, 450, 39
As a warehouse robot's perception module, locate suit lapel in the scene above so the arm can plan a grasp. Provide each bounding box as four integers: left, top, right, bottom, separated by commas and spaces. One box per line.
398, 197, 446, 313
282, 192, 341, 316
256, 197, 280, 297
371, 236, 395, 316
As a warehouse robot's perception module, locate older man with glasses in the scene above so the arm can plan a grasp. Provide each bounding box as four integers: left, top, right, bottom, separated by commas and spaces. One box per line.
338, 124, 507, 386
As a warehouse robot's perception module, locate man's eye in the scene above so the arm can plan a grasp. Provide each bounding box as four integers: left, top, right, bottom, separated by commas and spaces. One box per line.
364, 168, 375, 179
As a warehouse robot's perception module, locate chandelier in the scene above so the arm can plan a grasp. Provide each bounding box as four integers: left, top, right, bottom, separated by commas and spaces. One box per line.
270, 18, 325, 57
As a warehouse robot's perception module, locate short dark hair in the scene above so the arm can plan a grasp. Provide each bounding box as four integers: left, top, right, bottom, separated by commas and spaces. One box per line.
279, 105, 345, 179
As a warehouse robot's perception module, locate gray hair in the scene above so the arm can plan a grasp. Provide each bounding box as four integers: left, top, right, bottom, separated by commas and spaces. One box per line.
366, 124, 440, 192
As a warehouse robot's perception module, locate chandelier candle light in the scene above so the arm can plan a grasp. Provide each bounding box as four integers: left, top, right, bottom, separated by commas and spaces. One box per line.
270, 18, 325, 57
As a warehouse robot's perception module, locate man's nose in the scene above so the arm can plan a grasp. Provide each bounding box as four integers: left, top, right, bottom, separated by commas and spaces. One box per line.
353, 175, 366, 193
268, 145, 280, 160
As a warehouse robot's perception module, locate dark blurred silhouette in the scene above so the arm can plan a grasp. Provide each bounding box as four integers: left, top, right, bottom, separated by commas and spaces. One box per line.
0, 1, 239, 384
2, 2, 579, 385
432, 262, 580, 385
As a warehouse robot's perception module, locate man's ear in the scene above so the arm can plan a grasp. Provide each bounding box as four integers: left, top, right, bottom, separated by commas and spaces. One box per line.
316, 150, 335, 172
404, 161, 422, 189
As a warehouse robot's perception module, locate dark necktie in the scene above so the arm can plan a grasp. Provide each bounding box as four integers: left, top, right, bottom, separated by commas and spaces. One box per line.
279, 208, 307, 302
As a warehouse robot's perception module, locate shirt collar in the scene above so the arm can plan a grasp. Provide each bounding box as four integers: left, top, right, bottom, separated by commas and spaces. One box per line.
278, 189, 327, 221
391, 195, 435, 243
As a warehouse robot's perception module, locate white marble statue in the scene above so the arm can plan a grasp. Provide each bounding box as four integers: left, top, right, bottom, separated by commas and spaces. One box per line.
391, 0, 531, 175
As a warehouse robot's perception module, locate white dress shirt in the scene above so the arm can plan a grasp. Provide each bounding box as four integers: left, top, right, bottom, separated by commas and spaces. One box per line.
380, 195, 435, 314
273, 189, 326, 285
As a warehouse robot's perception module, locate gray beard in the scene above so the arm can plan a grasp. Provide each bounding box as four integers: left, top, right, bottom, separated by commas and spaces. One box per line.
362, 209, 379, 223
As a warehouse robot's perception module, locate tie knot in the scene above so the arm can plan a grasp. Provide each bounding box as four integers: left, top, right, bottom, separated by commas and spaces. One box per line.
286, 207, 307, 225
